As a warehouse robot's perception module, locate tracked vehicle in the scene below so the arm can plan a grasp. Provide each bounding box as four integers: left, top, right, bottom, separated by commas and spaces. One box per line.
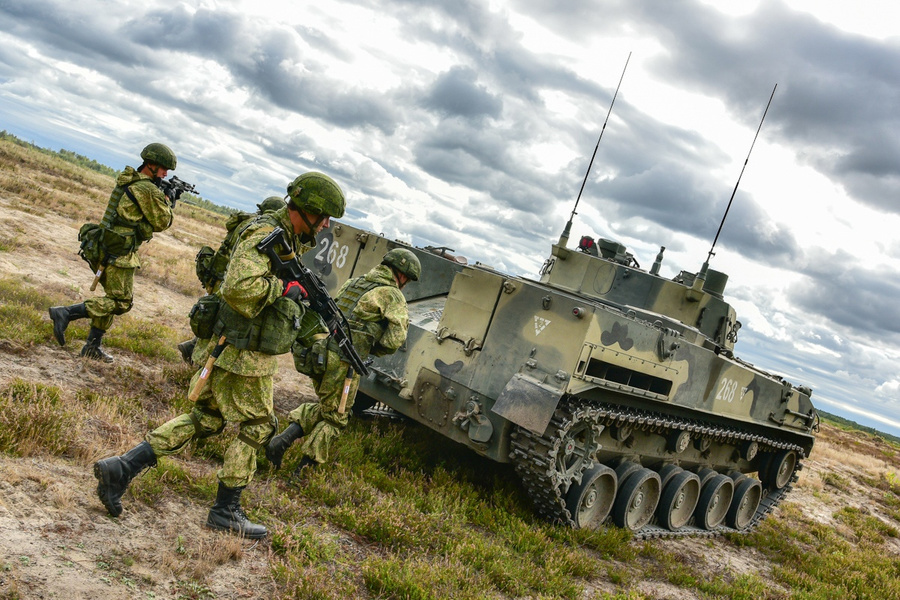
300, 219, 818, 538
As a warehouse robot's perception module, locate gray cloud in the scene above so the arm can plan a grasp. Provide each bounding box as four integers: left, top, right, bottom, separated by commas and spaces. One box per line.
0, 0, 147, 67
512, 0, 900, 217
640, 1, 900, 215
789, 248, 900, 338
123, 7, 403, 134
423, 67, 502, 119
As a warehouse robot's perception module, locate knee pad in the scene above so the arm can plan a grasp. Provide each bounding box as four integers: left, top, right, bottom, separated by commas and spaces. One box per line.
237, 414, 277, 450
111, 299, 133, 316
190, 407, 225, 440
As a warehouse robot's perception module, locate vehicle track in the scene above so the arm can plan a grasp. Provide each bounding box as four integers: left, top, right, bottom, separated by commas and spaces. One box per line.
510, 398, 804, 538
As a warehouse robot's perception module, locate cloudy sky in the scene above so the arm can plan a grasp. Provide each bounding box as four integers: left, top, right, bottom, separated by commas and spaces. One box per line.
2, 0, 899, 437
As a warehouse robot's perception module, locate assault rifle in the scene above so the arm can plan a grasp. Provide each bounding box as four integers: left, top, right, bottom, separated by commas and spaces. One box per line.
157, 175, 197, 207
257, 227, 370, 378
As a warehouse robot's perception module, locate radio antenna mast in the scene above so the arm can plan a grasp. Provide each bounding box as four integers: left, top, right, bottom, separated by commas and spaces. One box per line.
698, 83, 777, 280
559, 52, 631, 247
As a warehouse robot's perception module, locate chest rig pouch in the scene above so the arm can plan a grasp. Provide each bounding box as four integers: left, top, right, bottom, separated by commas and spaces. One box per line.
188, 294, 221, 339
77, 223, 104, 269
212, 296, 304, 355
293, 336, 328, 378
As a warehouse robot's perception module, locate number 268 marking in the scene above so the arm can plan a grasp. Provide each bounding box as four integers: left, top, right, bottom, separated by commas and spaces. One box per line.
715, 377, 742, 403
315, 238, 349, 268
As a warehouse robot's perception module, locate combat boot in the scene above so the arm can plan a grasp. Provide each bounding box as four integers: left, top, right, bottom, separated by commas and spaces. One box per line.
81, 327, 114, 363
177, 338, 197, 365
205, 482, 267, 539
48, 302, 88, 346
93, 441, 157, 517
265, 422, 304, 470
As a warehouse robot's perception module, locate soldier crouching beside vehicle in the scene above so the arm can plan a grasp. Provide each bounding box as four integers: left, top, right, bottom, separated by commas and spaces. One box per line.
265, 248, 420, 478
92, 172, 345, 538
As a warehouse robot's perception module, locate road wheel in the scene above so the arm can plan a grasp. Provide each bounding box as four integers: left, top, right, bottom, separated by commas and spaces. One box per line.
613, 467, 661, 531
565, 464, 617, 529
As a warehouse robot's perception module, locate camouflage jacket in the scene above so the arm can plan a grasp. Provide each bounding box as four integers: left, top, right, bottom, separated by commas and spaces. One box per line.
205, 206, 313, 376
108, 167, 173, 268
336, 264, 409, 358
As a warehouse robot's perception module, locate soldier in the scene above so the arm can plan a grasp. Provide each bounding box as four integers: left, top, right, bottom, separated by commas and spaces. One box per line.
92, 172, 345, 539
266, 247, 420, 477
177, 195, 287, 364
49, 143, 178, 362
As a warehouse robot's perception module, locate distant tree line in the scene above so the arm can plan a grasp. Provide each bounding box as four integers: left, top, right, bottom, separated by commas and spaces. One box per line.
819, 409, 900, 446
1, 130, 117, 177
0, 130, 235, 217
179, 192, 236, 217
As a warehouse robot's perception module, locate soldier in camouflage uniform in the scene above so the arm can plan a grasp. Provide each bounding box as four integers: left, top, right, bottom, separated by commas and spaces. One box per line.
266, 248, 421, 476
93, 172, 345, 539
49, 143, 178, 362
177, 195, 287, 364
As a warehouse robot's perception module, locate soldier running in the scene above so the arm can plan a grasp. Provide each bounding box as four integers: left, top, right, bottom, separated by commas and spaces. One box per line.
50, 143, 178, 362
177, 195, 287, 364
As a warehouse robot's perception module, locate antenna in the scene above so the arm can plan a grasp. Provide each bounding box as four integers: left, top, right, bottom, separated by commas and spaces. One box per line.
559, 52, 631, 247
698, 83, 777, 280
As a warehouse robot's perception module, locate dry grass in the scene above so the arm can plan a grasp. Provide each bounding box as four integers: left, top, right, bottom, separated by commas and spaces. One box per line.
139, 239, 209, 297
813, 437, 888, 474
157, 529, 246, 581
0, 141, 110, 224
50, 480, 77, 510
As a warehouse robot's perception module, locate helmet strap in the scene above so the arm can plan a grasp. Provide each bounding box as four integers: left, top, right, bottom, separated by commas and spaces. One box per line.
298, 211, 324, 244
392, 269, 408, 289
140, 162, 162, 181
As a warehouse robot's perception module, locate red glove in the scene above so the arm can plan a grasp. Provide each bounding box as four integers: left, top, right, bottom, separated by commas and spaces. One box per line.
282, 280, 307, 302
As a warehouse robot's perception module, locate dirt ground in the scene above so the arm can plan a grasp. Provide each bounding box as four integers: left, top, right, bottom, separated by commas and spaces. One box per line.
1, 156, 899, 599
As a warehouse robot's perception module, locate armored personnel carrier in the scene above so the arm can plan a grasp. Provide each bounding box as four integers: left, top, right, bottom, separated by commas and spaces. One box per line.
301, 219, 817, 538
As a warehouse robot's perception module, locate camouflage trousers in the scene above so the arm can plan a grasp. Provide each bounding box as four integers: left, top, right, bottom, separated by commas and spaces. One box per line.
145, 366, 275, 488
84, 263, 134, 331
288, 349, 360, 465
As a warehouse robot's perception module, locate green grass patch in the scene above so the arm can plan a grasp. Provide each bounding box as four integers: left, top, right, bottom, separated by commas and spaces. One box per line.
834, 506, 899, 540
271, 418, 633, 599
820, 471, 852, 492
270, 562, 356, 600
129, 460, 217, 509
104, 318, 181, 361
0, 277, 63, 344
745, 503, 900, 599
361, 554, 498, 600
271, 526, 339, 563
0, 379, 78, 457
0, 276, 185, 362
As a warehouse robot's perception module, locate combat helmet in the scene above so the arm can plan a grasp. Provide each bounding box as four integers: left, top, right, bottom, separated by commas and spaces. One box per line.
287, 172, 345, 219
382, 248, 421, 281
257, 196, 285, 213
140, 143, 177, 170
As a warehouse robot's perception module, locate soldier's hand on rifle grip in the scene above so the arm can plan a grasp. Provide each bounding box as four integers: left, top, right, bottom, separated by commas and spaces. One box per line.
282, 279, 307, 302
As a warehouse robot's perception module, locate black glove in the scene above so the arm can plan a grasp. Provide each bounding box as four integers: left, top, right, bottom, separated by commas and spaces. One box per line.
282, 279, 308, 302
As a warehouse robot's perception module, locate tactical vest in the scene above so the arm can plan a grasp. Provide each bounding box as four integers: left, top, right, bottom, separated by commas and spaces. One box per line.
334, 277, 390, 358
97, 177, 154, 256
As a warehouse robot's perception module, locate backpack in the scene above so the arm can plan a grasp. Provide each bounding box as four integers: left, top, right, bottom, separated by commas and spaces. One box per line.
195, 211, 256, 292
